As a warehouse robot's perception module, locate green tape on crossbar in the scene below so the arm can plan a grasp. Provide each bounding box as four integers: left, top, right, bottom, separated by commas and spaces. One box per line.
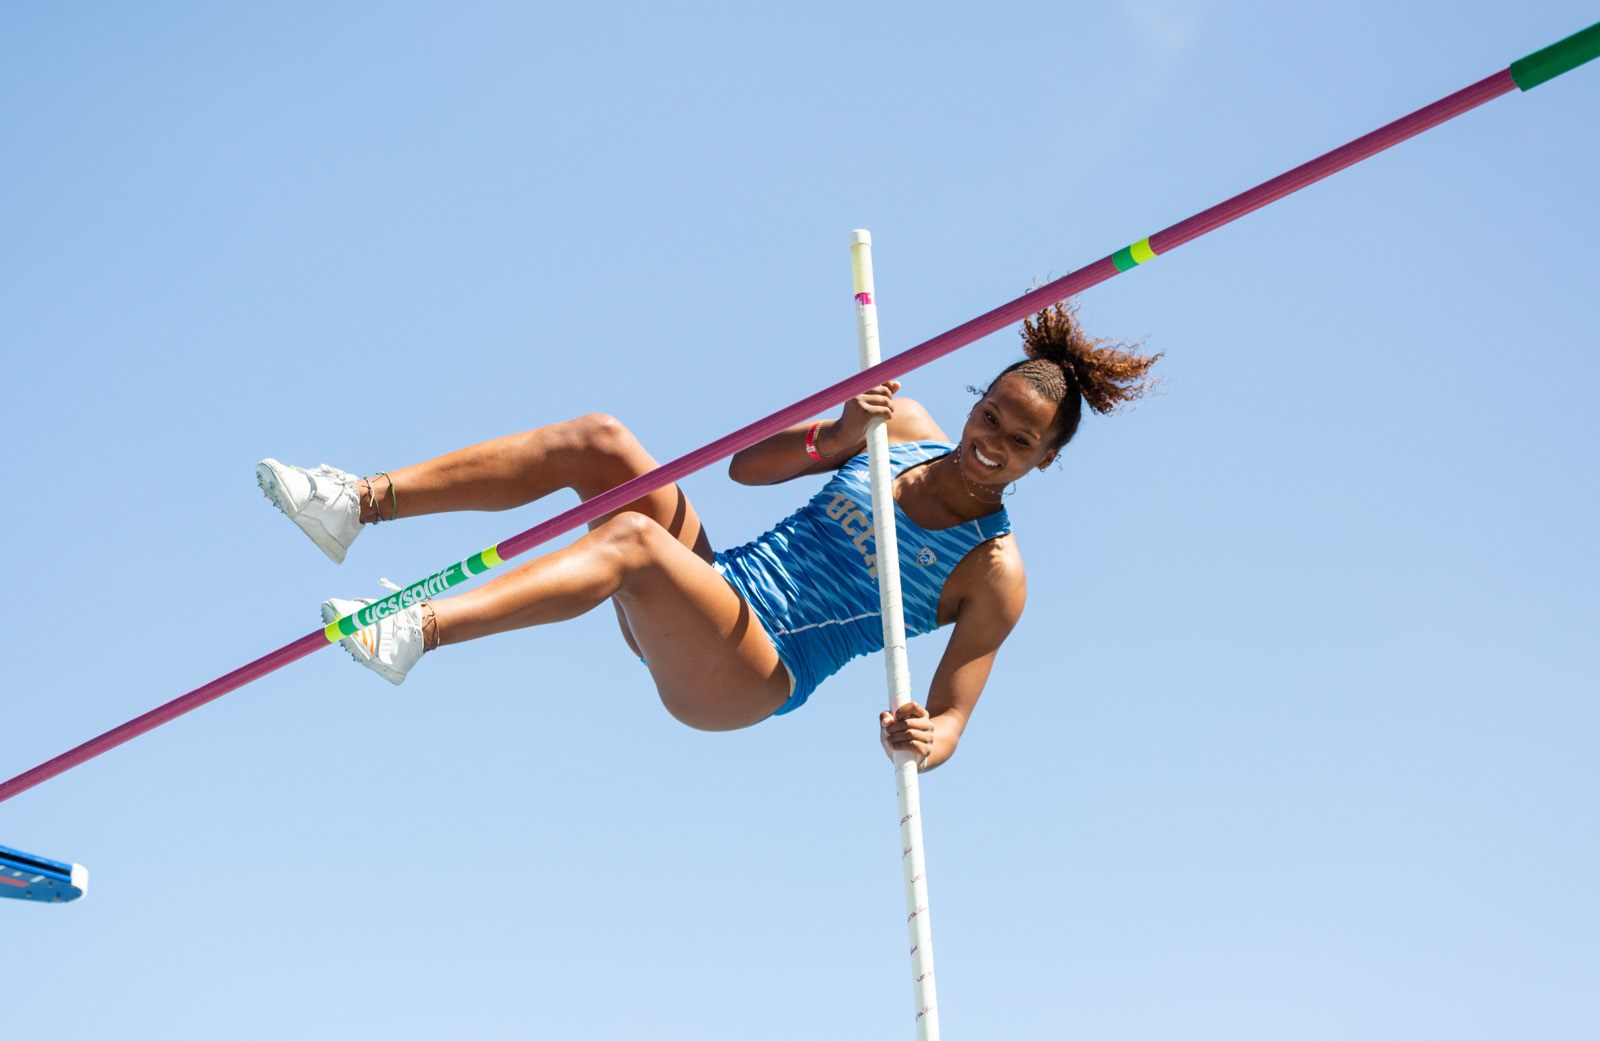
1111, 238, 1156, 272
322, 544, 505, 642
1511, 21, 1600, 91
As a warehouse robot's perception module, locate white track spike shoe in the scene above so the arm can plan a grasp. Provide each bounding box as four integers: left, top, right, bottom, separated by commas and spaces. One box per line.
256, 459, 364, 564
321, 595, 425, 686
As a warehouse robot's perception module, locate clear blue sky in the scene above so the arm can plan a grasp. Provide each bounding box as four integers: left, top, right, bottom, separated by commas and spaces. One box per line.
4, 3, 1596, 1038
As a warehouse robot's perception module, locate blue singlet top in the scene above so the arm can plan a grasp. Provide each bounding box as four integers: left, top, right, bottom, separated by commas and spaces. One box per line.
714, 440, 1012, 714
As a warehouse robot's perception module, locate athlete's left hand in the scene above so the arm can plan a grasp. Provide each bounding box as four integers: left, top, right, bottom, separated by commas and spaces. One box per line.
880, 701, 934, 766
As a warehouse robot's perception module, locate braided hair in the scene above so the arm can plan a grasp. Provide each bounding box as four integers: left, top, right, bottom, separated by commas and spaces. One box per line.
986, 300, 1163, 450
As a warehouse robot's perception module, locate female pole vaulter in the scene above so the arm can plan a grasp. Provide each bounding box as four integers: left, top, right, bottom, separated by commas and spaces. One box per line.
257, 304, 1160, 771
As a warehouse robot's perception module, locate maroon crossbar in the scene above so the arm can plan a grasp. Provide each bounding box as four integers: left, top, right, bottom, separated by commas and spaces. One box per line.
0, 68, 1522, 806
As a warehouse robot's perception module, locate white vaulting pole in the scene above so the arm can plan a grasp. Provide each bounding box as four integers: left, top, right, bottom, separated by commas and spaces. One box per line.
850, 229, 940, 1040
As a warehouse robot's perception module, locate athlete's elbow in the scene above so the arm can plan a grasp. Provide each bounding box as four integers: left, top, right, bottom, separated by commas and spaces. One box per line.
729, 450, 791, 486
727, 453, 766, 485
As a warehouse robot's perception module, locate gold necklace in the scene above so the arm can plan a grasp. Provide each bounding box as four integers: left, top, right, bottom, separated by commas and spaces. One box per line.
951, 446, 1005, 503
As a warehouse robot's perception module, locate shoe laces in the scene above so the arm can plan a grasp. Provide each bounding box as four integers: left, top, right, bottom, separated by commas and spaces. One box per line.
313, 464, 360, 498
303, 464, 361, 508
312, 463, 357, 485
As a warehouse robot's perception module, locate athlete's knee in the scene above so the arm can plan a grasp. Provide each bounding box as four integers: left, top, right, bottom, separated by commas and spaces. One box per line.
569, 412, 642, 460
593, 511, 673, 568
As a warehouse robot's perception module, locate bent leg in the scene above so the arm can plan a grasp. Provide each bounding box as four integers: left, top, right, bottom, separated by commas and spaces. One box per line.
364, 414, 721, 661
430, 513, 789, 730
372, 414, 710, 555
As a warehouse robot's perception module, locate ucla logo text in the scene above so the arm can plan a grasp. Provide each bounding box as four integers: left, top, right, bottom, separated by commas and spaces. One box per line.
825, 493, 878, 578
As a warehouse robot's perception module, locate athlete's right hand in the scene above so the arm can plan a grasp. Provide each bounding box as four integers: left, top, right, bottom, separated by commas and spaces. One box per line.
827, 381, 899, 453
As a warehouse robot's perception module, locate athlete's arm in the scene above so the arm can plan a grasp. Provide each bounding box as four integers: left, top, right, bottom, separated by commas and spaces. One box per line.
728, 384, 947, 486
880, 538, 1026, 770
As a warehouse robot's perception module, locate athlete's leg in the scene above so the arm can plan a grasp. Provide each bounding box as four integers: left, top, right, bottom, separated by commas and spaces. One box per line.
361, 414, 722, 661
429, 513, 790, 730
364, 414, 710, 552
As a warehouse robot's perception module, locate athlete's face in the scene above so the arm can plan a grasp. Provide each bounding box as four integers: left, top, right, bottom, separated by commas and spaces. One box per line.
957, 376, 1061, 487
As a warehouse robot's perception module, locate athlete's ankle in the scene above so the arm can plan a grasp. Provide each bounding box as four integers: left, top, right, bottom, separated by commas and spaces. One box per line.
421, 601, 440, 653
359, 473, 398, 524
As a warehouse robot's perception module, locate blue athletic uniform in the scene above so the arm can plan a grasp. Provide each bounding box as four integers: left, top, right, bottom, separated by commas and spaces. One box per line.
714, 440, 1012, 715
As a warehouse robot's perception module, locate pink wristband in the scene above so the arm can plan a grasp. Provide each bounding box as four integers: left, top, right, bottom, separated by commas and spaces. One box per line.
805, 422, 826, 461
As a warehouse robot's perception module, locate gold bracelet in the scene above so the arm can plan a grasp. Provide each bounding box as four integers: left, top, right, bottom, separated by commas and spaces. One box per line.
805, 421, 834, 460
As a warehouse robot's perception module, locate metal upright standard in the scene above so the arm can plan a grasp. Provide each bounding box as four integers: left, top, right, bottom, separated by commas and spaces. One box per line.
851, 230, 940, 1039
2, 21, 1595, 806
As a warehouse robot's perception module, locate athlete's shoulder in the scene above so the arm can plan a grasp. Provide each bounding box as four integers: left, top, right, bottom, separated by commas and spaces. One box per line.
885, 397, 947, 444
952, 532, 1026, 615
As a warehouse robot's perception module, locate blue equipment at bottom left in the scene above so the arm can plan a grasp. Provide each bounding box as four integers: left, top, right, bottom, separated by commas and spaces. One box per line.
0, 843, 88, 903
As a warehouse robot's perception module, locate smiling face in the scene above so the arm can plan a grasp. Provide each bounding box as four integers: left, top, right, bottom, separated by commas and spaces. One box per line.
957, 375, 1062, 487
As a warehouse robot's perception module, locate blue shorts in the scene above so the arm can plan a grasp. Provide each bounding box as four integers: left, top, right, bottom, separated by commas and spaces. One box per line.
713, 555, 854, 716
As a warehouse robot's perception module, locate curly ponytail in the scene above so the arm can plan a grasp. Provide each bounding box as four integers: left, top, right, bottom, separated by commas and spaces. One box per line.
986, 301, 1163, 449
